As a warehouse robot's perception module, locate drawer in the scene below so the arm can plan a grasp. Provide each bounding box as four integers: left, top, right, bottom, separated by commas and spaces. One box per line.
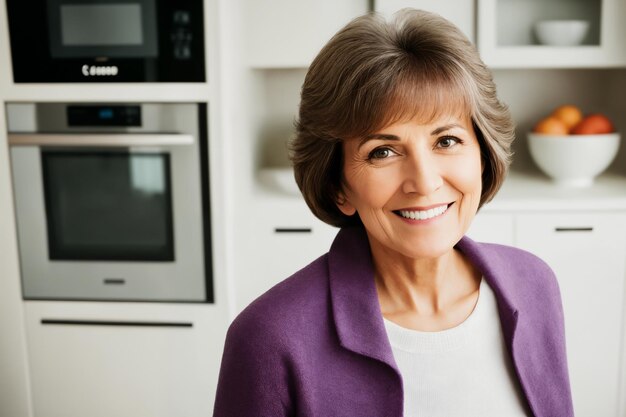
24, 303, 219, 417
234, 202, 338, 312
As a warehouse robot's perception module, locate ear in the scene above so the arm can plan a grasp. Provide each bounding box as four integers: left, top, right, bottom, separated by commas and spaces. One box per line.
336, 191, 356, 216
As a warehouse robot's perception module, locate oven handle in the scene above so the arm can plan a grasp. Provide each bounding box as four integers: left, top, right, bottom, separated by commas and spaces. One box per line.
8, 133, 194, 147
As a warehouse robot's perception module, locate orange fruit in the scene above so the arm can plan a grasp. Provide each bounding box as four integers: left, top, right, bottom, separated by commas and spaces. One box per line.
551, 105, 583, 131
533, 116, 569, 135
570, 114, 614, 135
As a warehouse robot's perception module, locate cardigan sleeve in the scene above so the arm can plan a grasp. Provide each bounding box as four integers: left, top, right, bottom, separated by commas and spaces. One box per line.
212, 310, 293, 417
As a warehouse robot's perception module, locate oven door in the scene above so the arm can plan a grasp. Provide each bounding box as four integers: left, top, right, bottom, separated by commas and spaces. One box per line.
9, 133, 208, 302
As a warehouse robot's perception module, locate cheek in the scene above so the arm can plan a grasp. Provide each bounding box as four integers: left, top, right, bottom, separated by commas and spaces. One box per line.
449, 152, 482, 197
345, 166, 401, 210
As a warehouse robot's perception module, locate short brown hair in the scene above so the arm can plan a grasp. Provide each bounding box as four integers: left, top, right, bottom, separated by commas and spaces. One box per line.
291, 9, 515, 227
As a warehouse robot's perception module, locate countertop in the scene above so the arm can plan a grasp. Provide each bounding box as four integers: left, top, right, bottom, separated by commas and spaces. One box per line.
485, 169, 626, 212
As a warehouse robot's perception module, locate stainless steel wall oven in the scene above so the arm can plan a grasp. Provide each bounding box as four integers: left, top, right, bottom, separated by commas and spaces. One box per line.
7, 103, 213, 302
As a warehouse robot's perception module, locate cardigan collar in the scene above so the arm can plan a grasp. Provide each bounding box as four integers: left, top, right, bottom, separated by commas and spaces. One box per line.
327, 226, 400, 371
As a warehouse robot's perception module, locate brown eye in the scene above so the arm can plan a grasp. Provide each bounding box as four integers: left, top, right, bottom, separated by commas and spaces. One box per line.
368, 147, 394, 160
438, 136, 461, 148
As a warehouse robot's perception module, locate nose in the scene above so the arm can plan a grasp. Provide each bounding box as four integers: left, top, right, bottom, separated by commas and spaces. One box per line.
401, 149, 443, 195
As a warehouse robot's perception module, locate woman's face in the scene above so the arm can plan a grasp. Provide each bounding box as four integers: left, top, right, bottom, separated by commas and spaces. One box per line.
338, 113, 483, 260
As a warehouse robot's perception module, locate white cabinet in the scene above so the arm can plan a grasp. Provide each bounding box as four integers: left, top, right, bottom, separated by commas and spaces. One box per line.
234, 200, 337, 311
515, 212, 626, 417
244, 0, 368, 68
466, 211, 514, 245
477, 0, 626, 68
23, 302, 224, 417
374, 0, 475, 43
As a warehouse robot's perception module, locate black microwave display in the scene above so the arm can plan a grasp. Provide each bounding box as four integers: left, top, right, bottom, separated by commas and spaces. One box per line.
6, 0, 205, 82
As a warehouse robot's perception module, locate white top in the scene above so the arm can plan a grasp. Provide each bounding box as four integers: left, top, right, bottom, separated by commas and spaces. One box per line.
383, 278, 531, 417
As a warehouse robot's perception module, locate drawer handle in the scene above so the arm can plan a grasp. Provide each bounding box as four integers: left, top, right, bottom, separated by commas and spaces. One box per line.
103, 278, 125, 285
554, 227, 594, 232
274, 228, 312, 233
41, 319, 193, 328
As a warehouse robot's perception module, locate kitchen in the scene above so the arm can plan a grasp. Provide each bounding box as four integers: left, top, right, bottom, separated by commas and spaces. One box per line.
1, 0, 626, 416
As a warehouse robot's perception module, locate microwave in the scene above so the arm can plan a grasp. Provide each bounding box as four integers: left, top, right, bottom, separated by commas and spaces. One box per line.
6, 0, 205, 83
7, 103, 213, 302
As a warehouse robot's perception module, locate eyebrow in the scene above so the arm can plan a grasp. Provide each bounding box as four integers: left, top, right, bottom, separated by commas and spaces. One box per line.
432, 123, 464, 135
358, 123, 466, 149
357, 133, 399, 149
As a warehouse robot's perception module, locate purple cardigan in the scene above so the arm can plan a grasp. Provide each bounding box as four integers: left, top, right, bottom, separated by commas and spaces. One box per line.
213, 227, 574, 417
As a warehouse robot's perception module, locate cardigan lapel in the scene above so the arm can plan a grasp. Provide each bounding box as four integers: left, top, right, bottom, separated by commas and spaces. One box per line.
456, 236, 574, 417
454, 236, 521, 354
327, 227, 400, 372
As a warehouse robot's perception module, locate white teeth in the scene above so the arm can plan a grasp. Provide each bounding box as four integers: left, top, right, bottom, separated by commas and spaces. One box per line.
399, 204, 448, 221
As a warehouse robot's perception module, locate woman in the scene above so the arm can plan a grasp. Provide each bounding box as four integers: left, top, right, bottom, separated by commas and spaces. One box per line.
214, 9, 573, 417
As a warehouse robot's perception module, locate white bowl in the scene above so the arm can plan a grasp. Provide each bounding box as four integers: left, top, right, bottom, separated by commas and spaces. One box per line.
527, 132, 620, 187
534, 20, 589, 46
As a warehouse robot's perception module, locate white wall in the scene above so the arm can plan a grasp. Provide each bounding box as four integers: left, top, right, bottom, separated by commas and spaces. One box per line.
0, 2, 34, 416
0, 92, 33, 417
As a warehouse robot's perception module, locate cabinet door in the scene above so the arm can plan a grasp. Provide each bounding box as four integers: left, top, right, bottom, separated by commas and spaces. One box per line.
374, 0, 475, 43
477, 0, 626, 68
515, 212, 626, 417
244, 0, 368, 68
234, 201, 338, 312
465, 211, 514, 245
24, 303, 221, 417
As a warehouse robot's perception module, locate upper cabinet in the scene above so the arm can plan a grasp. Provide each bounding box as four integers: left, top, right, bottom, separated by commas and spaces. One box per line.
244, 0, 368, 68
478, 0, 626, 68
374, 0, 476, 44
243, 0, 626, 69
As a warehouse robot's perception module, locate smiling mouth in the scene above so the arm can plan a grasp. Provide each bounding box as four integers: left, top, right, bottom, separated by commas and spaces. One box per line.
393, 203, 454, 221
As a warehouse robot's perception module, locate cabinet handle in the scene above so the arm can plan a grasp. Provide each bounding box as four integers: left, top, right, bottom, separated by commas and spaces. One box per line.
103, 278, 125, 285
41, 319, 193, 328
554, 227, 594, 232
274, 228, 312, 233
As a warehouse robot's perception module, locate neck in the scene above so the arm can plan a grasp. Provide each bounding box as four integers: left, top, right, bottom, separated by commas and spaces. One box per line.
369, 236, 480, 317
